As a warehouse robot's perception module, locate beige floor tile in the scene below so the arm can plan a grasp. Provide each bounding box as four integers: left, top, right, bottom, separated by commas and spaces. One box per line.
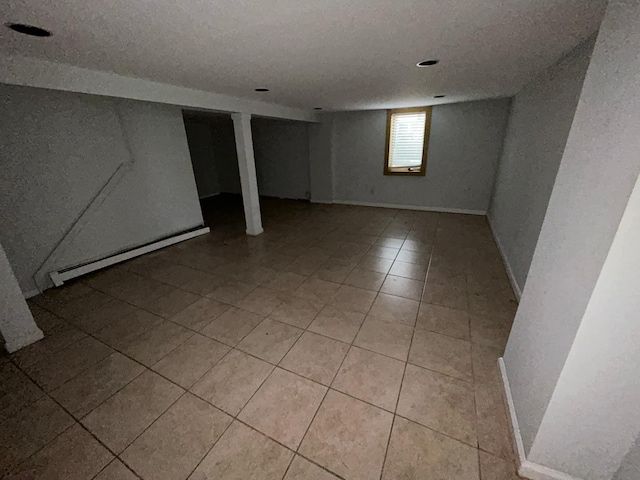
170, 297, 230, 331
239, 368, 326, 449
299, 390, 393, 480
11, 321, 87, 368
95, 308, 164, 350
313, 262, 353, 283
401, 239, 432, 252
417, 303, 470, 340
69, 298, 136, 333
207, 279, 256, 304
148, 262, 203, 288
82, 370, 183, 453
354, 317, 413, 360
269, 295, 324, 329
0, 362, 44, 423
152, 333, 230, 388
344, 268, 386, 291
22, 336, 113, 392
409, 330, 473, 382
236, 318, 303, 364
368, 293, 419, 326
236, 287, 284, 316
50, 352, 144, 418
46, 289, 114, 321
200, 307, 264, 346
190, 421, 293, 480
389, 260, 428, 280
235, 264, 279, 285
121, 321, 193, 366
180, 269, 228, 296
308, 305, 365, 343
280, 331, 349, 385
284, 455, 340, 480
375, 237, 404, 248
396, 249, 430, 265
122, 394, 232, 480
397, 365, 476, 445
190, 350, 273, 415
355, 255, 394, 274
476, 383, 514, 460
479, 451, 520, 480
7, 423, 113, 480
423, 283, 469, 311
332, 346, 404, 411
468, 293, 518, 322
330, 284, 377, 314
471, 343, 503, 387
382, 416, 480, 480
0, 396, 74, 476
381, 275, 424, 301
470, 315, 512, 350
262, 271, 307, 292
139, 288, 200, 319
368, 245, 399, 260
295, 278, 341, 303
288, 254, 325, 276
94, 460, 138, 480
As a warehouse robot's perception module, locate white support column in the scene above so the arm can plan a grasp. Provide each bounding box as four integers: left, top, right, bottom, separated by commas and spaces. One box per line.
0, 242, 43, 353
231, 113, 263, 236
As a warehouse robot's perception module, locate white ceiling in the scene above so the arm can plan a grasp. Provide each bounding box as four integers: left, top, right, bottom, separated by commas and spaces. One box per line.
0, 0, 607, 111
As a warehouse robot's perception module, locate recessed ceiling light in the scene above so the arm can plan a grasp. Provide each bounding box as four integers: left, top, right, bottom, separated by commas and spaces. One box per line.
314, 107, 322, 110
6, 23, 52, 37
254, 88, 269, 92
417, 59, 439, 67
434, 95, 446, 98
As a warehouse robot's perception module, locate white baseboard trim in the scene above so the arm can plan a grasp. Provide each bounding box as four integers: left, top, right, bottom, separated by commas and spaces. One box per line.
332, 199, 486, 216
23, 289, 41, 299
498, 358, 583, 480
487, 217, 522, 300
49, 226, 210, 287
310, 199, 334, 205
199, 192, 221, 200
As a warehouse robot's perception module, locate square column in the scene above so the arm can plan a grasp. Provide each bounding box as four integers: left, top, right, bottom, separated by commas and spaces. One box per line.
0, 243, 43, 353
231, 113, 263, 236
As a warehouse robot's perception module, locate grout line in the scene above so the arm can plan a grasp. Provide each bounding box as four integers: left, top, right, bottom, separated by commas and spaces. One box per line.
17, 206, 507, 480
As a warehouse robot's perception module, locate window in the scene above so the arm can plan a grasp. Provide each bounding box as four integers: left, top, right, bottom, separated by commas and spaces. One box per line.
384, 106, 432, 176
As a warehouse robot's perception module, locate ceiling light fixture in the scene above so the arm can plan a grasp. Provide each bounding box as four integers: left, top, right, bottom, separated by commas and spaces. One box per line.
6, 23, 52, 37
417, 59, 439, 67
314, 107, 322, 110
254, 88, 269, 92
434, 95, 446, 98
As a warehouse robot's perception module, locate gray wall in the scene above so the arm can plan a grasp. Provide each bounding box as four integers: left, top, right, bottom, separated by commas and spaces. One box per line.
0, 84, 203, 294
329, 98, 510, 213
184, 116, 220, 198
253, 118, 311, 200
616, 436, 640, 480
488, 38, 594, 294
503, 0, 640, 464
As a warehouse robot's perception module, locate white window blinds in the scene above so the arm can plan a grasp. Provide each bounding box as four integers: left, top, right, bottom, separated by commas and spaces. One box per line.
388, 111, 427, 168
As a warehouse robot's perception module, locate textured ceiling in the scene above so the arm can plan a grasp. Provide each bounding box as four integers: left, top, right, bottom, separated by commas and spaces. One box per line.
0, 0, 607, 110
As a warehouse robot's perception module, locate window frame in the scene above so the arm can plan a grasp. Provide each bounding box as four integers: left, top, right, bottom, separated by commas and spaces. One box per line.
383, 106, 432, 176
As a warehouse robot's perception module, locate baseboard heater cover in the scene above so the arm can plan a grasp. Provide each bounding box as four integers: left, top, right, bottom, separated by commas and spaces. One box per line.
49, 226, 210, 287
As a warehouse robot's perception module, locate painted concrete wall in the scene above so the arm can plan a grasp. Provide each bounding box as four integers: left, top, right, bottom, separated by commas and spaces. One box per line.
615, 435, 640, 480
308, 115, 335, 203
184, 116, 221, 198
529, 173, 640, 479
253, 118, 311, 200
503, 0, 640, 470
0, 241, 43, 353
488, 38, 594, 294
330, 98, 510, 213
0, 84, 203, 294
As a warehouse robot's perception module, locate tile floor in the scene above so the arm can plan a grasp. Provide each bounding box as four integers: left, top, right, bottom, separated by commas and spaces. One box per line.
0, 196, 521, 479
